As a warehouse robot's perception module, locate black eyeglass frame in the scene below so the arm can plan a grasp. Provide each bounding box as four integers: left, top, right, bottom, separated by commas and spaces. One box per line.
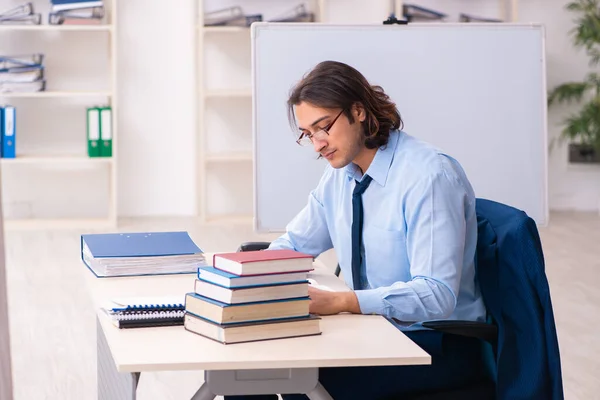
295, 109, 345, 146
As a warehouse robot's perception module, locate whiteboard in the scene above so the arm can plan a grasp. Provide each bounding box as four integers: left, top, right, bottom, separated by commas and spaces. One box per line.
251, 23, 548, 232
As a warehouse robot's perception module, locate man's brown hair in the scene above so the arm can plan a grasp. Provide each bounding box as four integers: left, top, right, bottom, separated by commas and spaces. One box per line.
288, 60, 403, 149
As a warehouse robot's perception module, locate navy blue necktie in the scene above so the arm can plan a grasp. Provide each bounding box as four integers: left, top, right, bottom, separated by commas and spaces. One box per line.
351, 175, 373, 290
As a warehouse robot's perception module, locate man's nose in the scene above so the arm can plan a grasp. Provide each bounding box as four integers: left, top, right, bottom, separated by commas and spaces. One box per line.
313, 137, 327, 153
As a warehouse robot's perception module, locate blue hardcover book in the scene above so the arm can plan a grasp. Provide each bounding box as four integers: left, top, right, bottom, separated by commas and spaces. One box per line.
1, 106, 15, 158
81, 231, 206, 278
197, 266, 309, 289
185, 292, 311, 325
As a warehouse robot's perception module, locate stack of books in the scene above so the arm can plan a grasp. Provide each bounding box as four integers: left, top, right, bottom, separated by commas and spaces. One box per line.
81, 231, 207, 277
0, 54, 45, 93
184, 249, 322, 344
49, 0, 105, 25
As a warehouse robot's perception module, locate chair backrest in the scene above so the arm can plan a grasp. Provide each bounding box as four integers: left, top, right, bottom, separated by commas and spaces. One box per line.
0, 172, 13, 399
475, 198, 563, 400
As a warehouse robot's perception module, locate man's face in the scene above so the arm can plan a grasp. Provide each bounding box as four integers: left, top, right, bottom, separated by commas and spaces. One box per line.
295, 102, 365, 169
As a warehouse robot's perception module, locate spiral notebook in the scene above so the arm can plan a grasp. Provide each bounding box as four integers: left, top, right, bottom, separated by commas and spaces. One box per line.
102, 296, 185, 329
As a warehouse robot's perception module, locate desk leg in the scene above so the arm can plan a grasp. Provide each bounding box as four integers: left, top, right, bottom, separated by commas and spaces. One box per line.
97, 317, 140, 400
190, 382, 215, 400
190, 369, 333, 399
306, 382, 334, 400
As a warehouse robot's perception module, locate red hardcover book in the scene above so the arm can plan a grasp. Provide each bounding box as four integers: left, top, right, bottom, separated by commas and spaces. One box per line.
212, 249, 313, 276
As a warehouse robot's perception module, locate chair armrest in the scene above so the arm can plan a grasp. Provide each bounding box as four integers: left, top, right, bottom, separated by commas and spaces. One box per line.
421, 320, 497, 343
237, 241, 271, 252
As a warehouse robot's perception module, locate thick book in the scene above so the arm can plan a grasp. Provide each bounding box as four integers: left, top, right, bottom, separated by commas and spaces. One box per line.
81, 231, 206, 277
197, 266, 309, 288
194, 279, 308, 304
185, 292, 310, 325
212, 249, 313, 276
184, 313, 321, 344
102, 296, 185, 329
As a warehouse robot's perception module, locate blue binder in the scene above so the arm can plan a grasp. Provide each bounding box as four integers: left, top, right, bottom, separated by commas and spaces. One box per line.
81, 231, 206, 278
1, 106, 15, 158
82, 231, 202, 258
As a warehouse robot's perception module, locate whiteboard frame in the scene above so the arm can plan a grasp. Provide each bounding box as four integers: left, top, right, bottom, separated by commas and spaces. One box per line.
251, 22, 549, 232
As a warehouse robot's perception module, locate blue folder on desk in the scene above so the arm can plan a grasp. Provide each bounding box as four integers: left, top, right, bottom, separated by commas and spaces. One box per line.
81, 231, 207, 278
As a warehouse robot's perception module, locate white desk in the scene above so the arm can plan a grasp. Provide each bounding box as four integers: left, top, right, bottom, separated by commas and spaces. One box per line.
87, 259, 431, 400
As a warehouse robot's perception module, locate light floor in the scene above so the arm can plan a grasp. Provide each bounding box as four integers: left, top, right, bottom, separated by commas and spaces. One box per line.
3, 212, 600, 400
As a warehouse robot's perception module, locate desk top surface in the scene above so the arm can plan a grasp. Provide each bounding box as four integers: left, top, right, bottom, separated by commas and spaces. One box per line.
86, 255, 431, 373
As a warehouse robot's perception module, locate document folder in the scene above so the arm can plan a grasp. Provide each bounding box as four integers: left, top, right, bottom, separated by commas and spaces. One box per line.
270, 5, 315, 23
1, 106, 16, 158
99, 106, 112, 157
87, 107, 100, 157
204, 6, 262, 27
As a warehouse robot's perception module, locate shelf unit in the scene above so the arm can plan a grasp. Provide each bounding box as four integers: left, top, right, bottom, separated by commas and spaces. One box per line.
196, 0, 326, 223
0, 91, 112, 98
0, 24, 113, 31
196, 0, 518, 224
0, 0, 118, 230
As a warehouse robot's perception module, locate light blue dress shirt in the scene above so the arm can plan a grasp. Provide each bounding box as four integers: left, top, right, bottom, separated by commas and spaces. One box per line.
269, 130, 487, 330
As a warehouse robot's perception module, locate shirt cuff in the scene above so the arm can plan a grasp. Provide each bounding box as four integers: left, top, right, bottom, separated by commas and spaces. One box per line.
354, 288, 387, 315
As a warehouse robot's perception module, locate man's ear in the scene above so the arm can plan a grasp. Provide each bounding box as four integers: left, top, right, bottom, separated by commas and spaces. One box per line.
353, 102, 366, 123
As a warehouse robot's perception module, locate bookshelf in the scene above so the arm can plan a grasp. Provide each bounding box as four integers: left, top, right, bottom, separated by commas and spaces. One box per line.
0, 0, 118, 230
0, 24, 112, 31
0, 91, 112, 98
196, 0, 518, 224
196, 0, 326, 224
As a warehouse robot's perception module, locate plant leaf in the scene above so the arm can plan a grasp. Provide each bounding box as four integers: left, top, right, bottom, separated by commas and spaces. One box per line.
548, 81, 592, 106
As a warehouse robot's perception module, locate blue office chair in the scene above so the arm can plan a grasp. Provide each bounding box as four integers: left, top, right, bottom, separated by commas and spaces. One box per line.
238, 198, 564, 400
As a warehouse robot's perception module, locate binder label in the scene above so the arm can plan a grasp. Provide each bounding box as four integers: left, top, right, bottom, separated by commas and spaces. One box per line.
5, 108, 14, 137
100, 108, 112, 139
88, 109, 99, 140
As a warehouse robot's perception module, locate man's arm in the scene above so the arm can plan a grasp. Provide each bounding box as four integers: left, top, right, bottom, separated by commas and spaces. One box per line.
349, 168, 472, 323
269, 189, 334, 258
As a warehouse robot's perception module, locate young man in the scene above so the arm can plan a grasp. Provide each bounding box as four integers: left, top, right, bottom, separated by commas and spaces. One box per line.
227, 61, 489, 400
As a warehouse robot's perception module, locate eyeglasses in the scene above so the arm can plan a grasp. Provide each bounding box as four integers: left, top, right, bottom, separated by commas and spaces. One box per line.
296, 109, 344, 146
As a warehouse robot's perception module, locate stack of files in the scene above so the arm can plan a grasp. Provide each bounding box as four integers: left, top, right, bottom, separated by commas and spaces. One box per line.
0, 3, 41, 25
403, 4, 447, 22
101, 296, 186, 329
270, 5, 315, 23
0, 105, 16, 158
49, 0, 105, 25
81, 231, 207, 278
203, 6, 262, 27
459, 13, 502, 23
0, 54, 45, 93
184, 249, 322, 344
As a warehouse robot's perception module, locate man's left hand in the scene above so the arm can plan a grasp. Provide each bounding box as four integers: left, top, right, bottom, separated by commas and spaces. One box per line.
308, 285, 361, 315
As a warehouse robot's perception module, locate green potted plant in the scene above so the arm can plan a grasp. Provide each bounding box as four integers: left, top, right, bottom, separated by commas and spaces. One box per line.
548, 0, 600, 163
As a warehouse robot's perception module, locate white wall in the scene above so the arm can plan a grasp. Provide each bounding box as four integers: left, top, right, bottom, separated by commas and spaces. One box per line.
519, 0, 600, 212
117, 0, 197, 217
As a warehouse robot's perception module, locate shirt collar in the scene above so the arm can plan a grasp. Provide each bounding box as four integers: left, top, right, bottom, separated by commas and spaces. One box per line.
344, 130, 401, 186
